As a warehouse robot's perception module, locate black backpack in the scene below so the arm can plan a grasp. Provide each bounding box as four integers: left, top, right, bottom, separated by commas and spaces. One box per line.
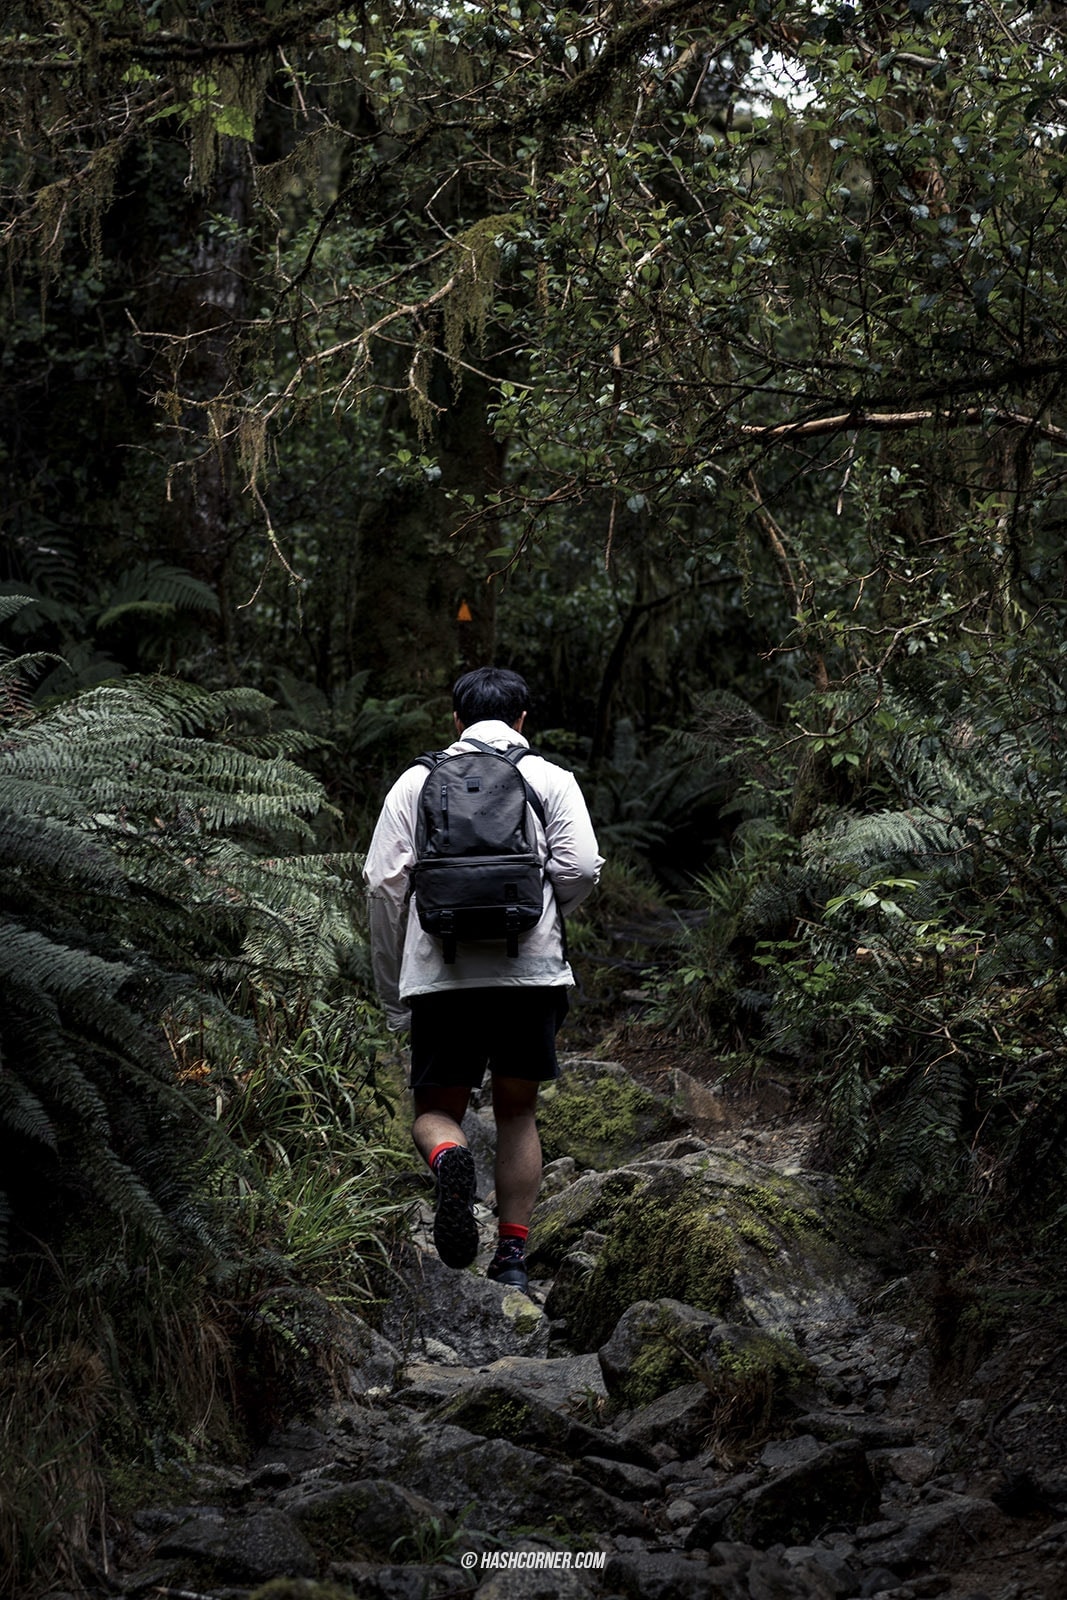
410, 738, 548, 963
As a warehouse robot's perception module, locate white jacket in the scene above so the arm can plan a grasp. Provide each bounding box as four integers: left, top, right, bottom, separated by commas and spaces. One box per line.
363, 719, 603, 1029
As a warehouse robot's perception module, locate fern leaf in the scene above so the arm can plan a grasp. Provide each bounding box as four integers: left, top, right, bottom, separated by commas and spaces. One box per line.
94, 562, 220, 622
0, 1070, 57, 1149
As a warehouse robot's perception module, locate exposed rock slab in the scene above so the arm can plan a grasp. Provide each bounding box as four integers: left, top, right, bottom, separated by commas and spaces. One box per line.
426, 1378, 656, 1466
394, 1350, 607, 1415
381, 1247, 550, 1365
724, 1438, 880, 1545
153, 1507, 317, 1582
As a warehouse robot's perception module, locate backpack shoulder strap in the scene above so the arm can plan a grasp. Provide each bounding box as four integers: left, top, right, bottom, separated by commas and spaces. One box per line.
412, 750, 446, 773
455, 738, 549, 830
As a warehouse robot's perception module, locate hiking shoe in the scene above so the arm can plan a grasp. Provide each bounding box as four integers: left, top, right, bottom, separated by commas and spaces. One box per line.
487, 1258, 529, 1294
432, 1146, 479, 1269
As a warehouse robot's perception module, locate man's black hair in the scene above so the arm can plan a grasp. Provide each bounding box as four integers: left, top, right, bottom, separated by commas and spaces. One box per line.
453, 667, 531, 727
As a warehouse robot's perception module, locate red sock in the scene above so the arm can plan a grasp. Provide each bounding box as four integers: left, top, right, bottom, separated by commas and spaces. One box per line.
427, 1139, 461, 1172
494, 1223, 528, 1266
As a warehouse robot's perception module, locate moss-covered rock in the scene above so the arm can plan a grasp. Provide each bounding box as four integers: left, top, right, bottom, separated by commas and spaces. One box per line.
564, 1176, 740, 1350
426, 1378, 653, 1465
249, 1584, 353, 1600
431, 1381, 564, 1449
596, 1295, 812, 1433
598, 1299, 721, 1409
396, 1432, 642, 1538
605, 1322, 812, 1460
701, 1324, 813, 1453
286, 1478, 447, 1563
532, 1144, 876, 1352
529, 1166, 652, 1269
537, 1060, 676, 1168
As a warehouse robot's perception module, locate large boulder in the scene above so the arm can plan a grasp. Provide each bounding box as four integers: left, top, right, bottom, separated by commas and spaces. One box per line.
285, 1479, 449, 1563
599, 1302, 812, 1445
536, 1059, 679, 1168
724, 1439, 880, 1545
530, 1135, 875, 1351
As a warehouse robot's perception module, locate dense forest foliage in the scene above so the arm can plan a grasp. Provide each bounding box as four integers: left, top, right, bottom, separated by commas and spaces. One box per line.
3, 0, 1067, 1590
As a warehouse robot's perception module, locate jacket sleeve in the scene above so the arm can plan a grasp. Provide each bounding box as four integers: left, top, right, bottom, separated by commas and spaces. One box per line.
540, 768, 603, 915
363, 772, 420, 1030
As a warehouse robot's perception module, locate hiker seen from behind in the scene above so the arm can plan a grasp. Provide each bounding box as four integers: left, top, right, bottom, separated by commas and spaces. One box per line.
363, 667, 603, 1294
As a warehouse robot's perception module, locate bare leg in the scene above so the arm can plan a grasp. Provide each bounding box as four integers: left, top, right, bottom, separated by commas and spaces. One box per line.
412, 1084, 471, 1166
491, 1076, 542, 1228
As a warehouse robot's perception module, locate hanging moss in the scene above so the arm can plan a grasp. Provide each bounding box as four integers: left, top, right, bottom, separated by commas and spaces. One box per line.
441, 213, 526, 378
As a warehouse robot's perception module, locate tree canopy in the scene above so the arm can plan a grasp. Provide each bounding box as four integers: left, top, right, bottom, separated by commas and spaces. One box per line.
3, 2, 1065, 714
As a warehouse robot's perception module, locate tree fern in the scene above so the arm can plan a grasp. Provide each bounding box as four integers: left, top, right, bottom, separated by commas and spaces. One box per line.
2, 559, 222, 693
0, 637, 364, 1271
92, 562, 220, 629
269, 666, 434, 832
587, 716, 725, 878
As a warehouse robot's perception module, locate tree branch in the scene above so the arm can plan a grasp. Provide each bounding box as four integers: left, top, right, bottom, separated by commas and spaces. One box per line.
738, 407, 1067, 450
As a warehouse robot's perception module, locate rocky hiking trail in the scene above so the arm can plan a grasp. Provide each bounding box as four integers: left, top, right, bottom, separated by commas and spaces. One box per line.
78, 1052, 1066, 1600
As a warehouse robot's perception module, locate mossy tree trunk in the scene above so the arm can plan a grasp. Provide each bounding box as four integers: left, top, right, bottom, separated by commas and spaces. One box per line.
350, 372, 504, 695
153, 138, 253, 667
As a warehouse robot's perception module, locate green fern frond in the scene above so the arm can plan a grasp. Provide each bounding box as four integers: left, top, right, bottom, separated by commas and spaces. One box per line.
0, 1071, 56, 1149
0, 812, 126, 891
80, 1142, 169, 1240
94, 563, 221, 627
0, 635, 370, 1310
875, 1053, 969, 1200
15, 1032, 114, 1144
739, 866, 809, 936
827, 1058, 875, 1172
0, 594, 38, 629
1, 533, 83, 605
272, 668, 331, 723
123, 677, 276, 737
0, 921, 136, 1002
678, 689, 772, 764
803, 809, 963, 876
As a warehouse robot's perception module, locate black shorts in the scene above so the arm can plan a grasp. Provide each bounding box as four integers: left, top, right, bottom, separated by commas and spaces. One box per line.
408, 986, 569, 1090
